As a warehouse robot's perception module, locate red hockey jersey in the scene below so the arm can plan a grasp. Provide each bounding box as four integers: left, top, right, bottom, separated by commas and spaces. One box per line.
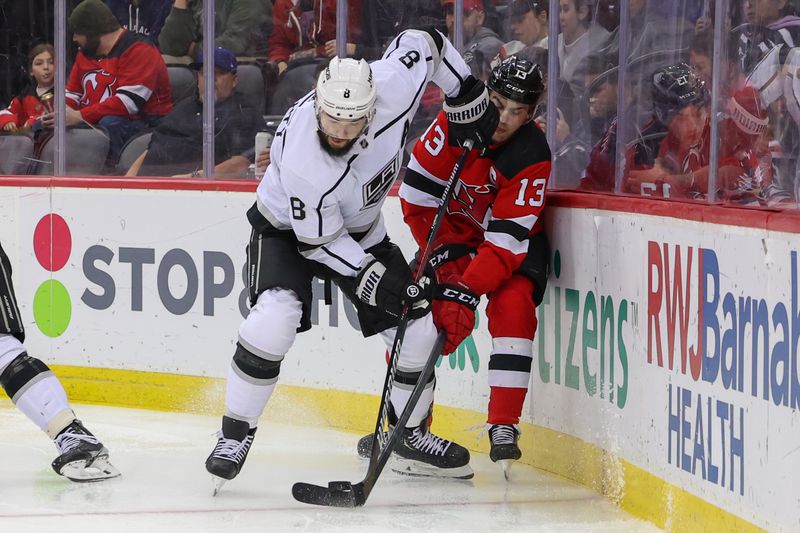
66, 30, 172, 124
0, 86, 51, 129
399, 111, 551, 296
649, 118, 771, 202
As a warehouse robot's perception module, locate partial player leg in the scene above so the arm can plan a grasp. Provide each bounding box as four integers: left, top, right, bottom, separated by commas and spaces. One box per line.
0, 244, 117, 482
377, 315, 472, 479
206, 287, 302, 493
0, 336, 119, 481
486, 275, 537, 478
206, 228, 312, 493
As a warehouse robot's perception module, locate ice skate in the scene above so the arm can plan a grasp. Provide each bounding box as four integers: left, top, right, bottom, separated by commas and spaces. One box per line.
52, 420, 120, 482
489, 424, 521, 480
390, 423, 473, 479
356, 431, 389, 459
205, 416, 257, 495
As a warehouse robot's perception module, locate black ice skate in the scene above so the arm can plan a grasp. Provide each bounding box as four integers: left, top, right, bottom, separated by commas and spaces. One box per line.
356, 431, 386, 459
391, 423, 473, 479
488, 424, 521, 480
52, 420, 120, 482
205, 416, 257, 495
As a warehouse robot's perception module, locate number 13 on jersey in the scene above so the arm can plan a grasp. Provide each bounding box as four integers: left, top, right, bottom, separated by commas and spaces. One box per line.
514, 177, 546, 207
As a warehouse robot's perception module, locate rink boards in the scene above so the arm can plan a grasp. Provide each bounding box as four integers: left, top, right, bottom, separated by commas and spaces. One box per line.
1, 178, 799, 533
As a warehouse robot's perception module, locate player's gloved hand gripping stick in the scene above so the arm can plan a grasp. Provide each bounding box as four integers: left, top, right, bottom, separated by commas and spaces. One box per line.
292, 140, 475, 507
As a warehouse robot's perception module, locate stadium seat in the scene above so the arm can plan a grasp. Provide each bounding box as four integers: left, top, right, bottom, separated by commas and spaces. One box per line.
117, 132, 153, 174
0, 134, 35, 174
168, 65, 196, 104
33, 126, 111, 175
268, 60, 323, 116
235, 64, 265, 114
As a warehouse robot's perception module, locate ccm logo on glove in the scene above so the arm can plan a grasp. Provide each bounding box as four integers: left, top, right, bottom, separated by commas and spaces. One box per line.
439, 286, 479, 308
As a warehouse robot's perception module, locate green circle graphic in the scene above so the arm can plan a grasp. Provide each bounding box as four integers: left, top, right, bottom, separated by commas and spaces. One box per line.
33, 280, 71, 337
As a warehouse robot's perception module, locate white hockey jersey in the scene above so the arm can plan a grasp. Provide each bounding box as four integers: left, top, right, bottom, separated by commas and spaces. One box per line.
254, 30, 471, 277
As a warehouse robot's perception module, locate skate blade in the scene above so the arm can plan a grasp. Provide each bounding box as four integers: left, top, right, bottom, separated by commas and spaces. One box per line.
389, 456, 474, 480
498, 459, 514, 481
212, 476, 227, 496
61, 457, 121, 482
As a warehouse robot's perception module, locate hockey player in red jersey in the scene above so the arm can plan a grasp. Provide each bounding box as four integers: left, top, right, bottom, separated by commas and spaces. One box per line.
60, 0, 172, 165
399, 56, 551, 476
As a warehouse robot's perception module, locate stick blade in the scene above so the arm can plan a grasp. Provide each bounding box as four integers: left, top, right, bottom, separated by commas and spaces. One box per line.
292, 481, 366, 507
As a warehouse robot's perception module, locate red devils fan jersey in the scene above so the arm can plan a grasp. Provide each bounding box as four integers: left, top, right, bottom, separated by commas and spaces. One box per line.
66, 30, 172, 124
399, 110, 551, 296
0, 86, 50, 129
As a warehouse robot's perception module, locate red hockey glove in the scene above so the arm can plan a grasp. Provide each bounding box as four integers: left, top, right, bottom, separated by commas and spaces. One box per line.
433, 277, 479, 354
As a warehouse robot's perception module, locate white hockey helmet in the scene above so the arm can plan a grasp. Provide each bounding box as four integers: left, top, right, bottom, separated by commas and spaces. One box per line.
315, 57, 377, 126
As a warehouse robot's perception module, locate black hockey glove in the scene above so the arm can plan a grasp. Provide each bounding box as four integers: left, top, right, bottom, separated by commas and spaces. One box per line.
355, 257, 431, 320
443, 75, 499, 150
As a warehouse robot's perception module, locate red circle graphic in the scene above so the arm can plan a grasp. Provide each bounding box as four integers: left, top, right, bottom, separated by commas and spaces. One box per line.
33, 214, 72, 272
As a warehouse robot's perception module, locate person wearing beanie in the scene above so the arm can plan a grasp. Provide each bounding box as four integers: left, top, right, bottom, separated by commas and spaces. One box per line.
58, 0, 172, 167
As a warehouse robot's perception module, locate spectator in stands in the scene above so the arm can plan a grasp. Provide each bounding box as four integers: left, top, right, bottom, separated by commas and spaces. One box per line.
575, 54, 618, 146
599, 0, 693, 61
0, 44, 54, 133
445, 0, 504, 81
558, 0, 610, 96
270, 0, 361, 76
621, 63, 709, 198
578, 57, 665, 193
158, 0, 271, 60
743, 0, 757, 24
127, 47, 259, 178
594, 0, 620, 33
620, 62, 784, 204
58, 0, 172, 166
0, 0, 82, 109
105, 0, 173, 42
508, 0, 549, 49
329, 0, 443, 61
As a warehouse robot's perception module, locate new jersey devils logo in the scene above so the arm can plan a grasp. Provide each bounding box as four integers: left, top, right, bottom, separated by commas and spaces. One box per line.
80, 69, 116, 106
447, 179, 496, 228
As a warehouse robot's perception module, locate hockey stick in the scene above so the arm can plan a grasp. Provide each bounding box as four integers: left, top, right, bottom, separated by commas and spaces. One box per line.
292, 139, 474, 508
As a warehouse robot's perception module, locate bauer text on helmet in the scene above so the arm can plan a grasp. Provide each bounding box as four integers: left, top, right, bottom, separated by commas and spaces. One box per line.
316, 58, 377, 122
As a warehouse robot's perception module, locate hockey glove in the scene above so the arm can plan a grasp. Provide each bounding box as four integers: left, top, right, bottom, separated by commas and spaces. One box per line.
355, 257, 430, 320
443, 75, 499, 150
433, 276, 479, 354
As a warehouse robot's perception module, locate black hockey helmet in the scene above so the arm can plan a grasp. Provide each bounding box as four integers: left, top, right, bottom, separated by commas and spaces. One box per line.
487, 56, 545, 106
651, 62, 708, 123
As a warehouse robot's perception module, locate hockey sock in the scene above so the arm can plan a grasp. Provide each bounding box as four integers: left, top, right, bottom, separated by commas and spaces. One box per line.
390, 369, 435, 428
0, 352, 75, 437
225, 343, 281, 428
487, 386, 527, 425
486, 336, 533, 424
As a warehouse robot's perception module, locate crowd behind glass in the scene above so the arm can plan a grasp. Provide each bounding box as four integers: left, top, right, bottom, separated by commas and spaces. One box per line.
0, 0, 798, 209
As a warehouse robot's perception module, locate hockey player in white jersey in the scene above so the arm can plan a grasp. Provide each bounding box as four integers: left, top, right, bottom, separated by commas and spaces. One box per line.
205, 27, 499, 493
0, 243, 119, 482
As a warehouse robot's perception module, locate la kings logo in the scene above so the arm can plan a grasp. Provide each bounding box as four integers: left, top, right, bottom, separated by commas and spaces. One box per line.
362, 155, 399, 210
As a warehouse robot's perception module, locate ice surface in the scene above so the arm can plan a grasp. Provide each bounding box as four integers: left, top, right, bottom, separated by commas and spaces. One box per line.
0, 402, 659, 532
